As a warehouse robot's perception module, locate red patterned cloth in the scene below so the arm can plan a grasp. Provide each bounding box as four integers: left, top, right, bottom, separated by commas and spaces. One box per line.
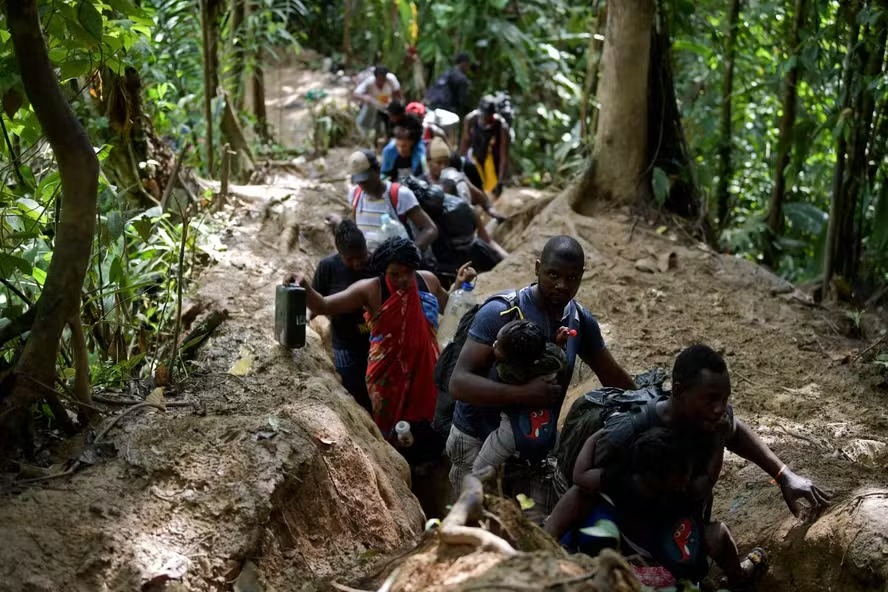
632, 565, 677, 588
364, 276, 439, 436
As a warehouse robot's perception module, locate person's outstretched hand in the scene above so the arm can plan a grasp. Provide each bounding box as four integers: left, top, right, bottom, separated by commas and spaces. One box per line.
454, 262, 477, 286
778, 468, 831, 519
488, 208, 507, 223
325, 213, 342, 231
282, 272, 308, 288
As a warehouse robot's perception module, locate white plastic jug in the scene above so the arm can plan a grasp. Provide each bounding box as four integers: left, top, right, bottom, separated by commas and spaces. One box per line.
379, 212, 409, 241
437, 282, 478, 348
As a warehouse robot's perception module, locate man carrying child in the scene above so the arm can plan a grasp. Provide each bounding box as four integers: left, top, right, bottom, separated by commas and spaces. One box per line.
471, 319, 568, 476
446, 236, 636, 510
547, 344, 831, 589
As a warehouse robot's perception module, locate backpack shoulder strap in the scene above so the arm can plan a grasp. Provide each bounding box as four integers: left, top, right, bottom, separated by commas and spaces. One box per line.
629, 397, 660, 436
415, 272, 429, 293
388, 182, 408, 225
389, 182, 400, 210
490, 289, 522, 320
351, 186, 363, 214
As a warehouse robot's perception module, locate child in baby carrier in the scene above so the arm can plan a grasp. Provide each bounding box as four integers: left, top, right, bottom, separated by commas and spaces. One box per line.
471, 320, 567, 476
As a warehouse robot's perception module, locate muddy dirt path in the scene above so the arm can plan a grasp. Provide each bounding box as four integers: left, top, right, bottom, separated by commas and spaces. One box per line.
1, 58, 886, 592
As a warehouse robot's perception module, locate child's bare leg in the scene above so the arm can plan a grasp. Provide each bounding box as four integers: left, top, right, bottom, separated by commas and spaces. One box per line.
544, 485, 593, 539
704, 521, 765, 587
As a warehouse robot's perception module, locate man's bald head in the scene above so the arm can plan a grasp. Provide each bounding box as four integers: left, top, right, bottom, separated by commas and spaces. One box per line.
540, 236, 585, 266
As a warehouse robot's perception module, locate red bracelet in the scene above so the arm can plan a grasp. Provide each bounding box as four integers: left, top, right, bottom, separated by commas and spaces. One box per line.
771, 464, 787, 484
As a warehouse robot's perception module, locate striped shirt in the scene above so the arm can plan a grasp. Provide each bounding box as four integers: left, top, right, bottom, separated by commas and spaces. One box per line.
349, 182, 419, 251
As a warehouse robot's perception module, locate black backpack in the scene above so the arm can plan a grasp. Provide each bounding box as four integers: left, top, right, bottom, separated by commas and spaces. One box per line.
426, 71, 454, 110
432, 290, 519, 435
554, 368, 669, 485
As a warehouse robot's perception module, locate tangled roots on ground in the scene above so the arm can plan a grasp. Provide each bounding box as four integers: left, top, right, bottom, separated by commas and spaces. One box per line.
343, 475, 641, 592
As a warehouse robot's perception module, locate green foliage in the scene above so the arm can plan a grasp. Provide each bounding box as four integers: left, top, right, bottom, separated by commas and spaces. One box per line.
417, 0, 593, 184
652, 167, 671, 207
0, 0, 222, 394
140, 0, 204, 156
672, 0, 887, 284
312, 100, 356, 155
138, 0, 304, 165
83, 205, 221, 387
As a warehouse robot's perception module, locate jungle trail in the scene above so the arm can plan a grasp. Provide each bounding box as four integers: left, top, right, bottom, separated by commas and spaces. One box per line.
1, 1, 887, 592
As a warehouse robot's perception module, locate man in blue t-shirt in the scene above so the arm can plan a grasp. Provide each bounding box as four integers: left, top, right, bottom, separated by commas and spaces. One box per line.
447, 235, 636, 503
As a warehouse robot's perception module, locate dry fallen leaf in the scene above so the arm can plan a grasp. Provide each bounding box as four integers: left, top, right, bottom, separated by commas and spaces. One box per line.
228, 355, 254, 376
516, 493, 536, 511
315, 434, 334, 446
146, 387, 166, 411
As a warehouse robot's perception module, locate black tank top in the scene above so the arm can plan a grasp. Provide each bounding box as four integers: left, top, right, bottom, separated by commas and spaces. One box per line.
470, 114, 501, 163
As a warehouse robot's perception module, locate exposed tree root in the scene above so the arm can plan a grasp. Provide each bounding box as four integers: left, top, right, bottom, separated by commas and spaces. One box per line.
439, 474, 518, 556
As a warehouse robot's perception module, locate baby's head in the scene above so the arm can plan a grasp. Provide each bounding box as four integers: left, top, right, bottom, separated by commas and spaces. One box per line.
493, 320, 547, 366
630, 427, 694, 499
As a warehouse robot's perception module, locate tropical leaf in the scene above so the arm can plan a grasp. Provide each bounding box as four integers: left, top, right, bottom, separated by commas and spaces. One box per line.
0, 253, 32, 277
652, 167, 671, 206
783, 201, 828, 235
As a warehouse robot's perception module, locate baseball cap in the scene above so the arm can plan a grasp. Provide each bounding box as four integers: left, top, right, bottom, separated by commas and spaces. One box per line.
429, 137, 451, 161
479, 96, 497, 115
405, 101, 427, 118
373, 65, 389, 77
348, 149, 379, 183
455, 52, 471, 65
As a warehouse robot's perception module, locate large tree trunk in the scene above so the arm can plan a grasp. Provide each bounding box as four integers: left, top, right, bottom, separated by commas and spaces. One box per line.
0, 0, 99, 448
342, 0, 353, 66
836, 12, 886, 282
221, 92, 255, 180
571, 0, 654, 214
715, 0, 742, 228
763, 0, 806, 268
823, 1, 863, 297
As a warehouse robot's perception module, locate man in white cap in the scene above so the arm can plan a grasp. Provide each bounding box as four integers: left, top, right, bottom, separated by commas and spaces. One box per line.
347, 149, 438, 252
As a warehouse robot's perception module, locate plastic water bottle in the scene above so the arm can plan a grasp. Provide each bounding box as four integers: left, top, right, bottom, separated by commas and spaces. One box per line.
379, 213, 409, 240
437, 282, 478, 348
395, 421, 414, 447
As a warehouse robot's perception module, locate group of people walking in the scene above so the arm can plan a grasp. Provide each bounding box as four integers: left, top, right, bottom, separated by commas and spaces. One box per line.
284, 52, 831, 591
